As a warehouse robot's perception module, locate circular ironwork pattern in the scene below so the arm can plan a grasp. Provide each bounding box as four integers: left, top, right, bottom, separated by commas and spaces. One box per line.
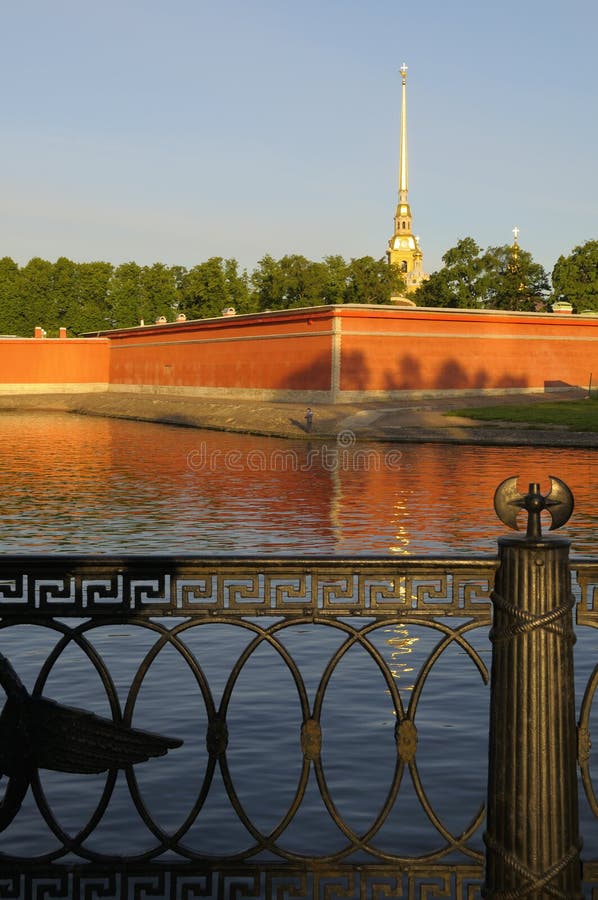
0, 615, 489, 866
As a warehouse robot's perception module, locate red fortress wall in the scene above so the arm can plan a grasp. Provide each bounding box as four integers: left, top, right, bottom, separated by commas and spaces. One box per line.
338, 306, 598, 397
0, 336, 109, 392
0, 305, 597, 399
105, 306, 334, 399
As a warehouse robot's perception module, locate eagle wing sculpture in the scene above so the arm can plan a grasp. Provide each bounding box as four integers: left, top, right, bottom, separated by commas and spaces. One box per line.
0, 651, 182, 829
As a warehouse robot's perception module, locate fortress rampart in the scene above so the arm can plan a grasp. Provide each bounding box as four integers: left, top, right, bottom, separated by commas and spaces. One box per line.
1, 305, 596, 400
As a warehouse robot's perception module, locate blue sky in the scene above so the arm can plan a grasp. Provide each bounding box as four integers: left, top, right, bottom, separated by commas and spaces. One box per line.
1, 0, 596, 279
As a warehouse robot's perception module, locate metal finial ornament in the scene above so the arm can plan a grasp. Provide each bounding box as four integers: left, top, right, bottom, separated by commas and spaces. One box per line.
494, 475, 574, 539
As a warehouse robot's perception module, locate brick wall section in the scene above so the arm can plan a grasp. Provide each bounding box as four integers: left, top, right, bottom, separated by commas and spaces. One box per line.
338, 306, 598, 396
0, 338, 109, 392
106, 307, 335, 396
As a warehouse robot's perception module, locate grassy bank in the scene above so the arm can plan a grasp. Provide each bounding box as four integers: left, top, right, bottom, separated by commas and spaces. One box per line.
446, 399, 598, 432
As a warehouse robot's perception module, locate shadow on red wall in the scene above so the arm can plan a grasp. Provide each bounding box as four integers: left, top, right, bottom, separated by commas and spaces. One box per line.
340, 349, 531, 393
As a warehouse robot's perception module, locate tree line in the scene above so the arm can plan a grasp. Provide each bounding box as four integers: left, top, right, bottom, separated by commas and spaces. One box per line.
0, 239, 596, 337
0, 254, 405, 337
413, 237, 598, 313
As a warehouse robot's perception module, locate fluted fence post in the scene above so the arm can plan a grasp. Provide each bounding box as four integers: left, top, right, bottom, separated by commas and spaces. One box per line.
483, 478, 582, 899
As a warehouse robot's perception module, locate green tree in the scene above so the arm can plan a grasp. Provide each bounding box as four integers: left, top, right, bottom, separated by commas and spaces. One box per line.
108, 262, 144, 328
250, 254, 329, 311
141, 263, 179, 323
551, 240, 598, 312
278, 255, 328, 308
18, 257, 56, 336
0, 257, 21, 335
180, 257, 231, 319
223, 258, 253, 313
250, 254, 285, 310
344, 256, 405, 304
414, 237, 549, 312
170, 265, 187, 292
169, 265, 188, 318
179, 257, 249, 319
51, 257, 79, 333
480, 244, 549, 312
69, 261, 114, 334
414, 237, 483, 308
321, 255, 348, 305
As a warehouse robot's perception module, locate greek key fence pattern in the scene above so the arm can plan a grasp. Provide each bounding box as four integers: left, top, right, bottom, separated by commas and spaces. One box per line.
0, 864, 487, 900
0, 556, 496, 618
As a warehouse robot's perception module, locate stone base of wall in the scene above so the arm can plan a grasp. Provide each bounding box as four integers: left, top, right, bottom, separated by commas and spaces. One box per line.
107, 382, 581, 404
335, 384, 579, 402
107, 383, 334, 403
0, 383, 109, 395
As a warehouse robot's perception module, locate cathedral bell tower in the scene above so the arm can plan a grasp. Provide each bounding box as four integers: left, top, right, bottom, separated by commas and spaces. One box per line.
387, 64, 427, 292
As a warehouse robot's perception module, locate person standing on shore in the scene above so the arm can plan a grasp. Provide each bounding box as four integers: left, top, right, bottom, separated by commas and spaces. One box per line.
305, 408, 313, 433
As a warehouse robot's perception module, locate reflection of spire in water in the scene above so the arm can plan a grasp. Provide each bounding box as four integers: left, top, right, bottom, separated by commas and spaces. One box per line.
390, 496, 411, 554
384, 625, 419, 704
330, 464, 342, 548
303, 442, 343, 549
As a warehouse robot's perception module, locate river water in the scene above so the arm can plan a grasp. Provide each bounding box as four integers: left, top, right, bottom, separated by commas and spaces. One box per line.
0, 412, 597, 879
3, 411, 598, 556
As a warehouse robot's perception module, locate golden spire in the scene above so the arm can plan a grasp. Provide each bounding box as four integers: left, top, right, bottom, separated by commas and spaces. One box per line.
387, 63, 427, 293
398, 63, 408, 203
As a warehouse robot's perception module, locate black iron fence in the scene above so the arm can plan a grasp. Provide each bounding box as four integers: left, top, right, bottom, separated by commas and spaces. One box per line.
0, 484, 596, 898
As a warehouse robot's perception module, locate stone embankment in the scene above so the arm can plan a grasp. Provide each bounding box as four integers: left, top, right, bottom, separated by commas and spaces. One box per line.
0, 389, 596, 448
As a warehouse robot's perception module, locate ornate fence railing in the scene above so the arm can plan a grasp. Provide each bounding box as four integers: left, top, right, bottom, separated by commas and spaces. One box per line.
0, 545, 596, 898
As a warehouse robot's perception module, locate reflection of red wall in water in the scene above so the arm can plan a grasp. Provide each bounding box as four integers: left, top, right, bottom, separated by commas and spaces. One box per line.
2, 305, 598, 396
332, 442, 598, 554
180, 432, 339, 546
1, 417, 339, 549
5, 415, 596, 554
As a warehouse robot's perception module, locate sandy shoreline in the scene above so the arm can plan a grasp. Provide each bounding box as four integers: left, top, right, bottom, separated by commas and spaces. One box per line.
1, 389, 597, 448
